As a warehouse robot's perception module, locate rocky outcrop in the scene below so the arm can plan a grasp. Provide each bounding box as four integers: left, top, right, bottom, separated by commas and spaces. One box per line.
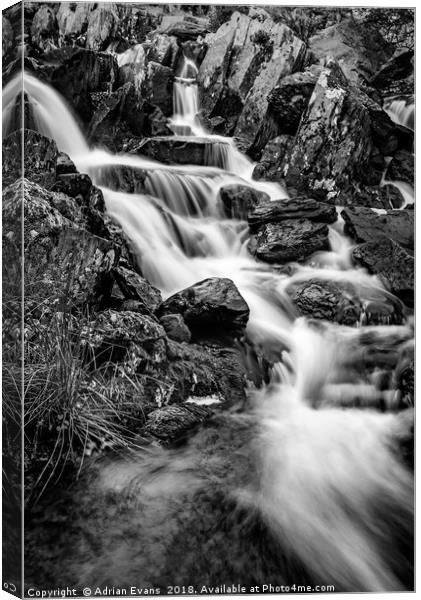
341, 207, 414, 252
287, 279, 362, 325
31, 5, 59, 52
144, 33, 180, 68
248, 197, 337, 231
252, 135, 293, 182
307, 17, 394, 83
248, 219, 329, 263
281, 60, 413, 204
370, 49, 414, 98
219, 184, 270, 220
386, 150, 414, 186
159, 277, 250, 339
136, 136, 230, 166
158, 15, 209, 41
198, 10, 305, 147
353, 237, 414, 306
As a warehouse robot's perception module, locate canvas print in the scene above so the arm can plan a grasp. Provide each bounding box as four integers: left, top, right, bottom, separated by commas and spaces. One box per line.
2, 2, 415, 596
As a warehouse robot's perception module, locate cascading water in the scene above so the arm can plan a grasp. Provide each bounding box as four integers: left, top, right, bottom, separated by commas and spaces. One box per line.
5, 59, 414, 592
384, 95, 414, 131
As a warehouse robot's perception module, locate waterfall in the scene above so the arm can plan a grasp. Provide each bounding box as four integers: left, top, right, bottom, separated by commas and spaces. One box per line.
384, 95, 414, 130
4, 65, 413, 592
2, 72, 89, 159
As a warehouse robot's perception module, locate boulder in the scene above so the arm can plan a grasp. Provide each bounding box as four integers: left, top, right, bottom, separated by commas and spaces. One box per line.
2, 129, 58, 188
307, 17, 394, 83
370, 49, 414, 96
353, 237, 414, 307
264, 68, 321, 136
145, 32, 180, 68
56, 152, 77, 175
111, 266, 162, 314
248, 197, 337, 232
159, 314, 191, 343
386, 150, 414, 186
248, 219, 329, 263
52, 173, 93, 201
83, 309, 167, 369
159, 277, 250, 338
85, 4, 118, 51
159, 16, 209, 41
140, 61, 174, 116
145, 404, 212, 443
56, 3, 90, 46
135, 136, 230, 166
2, 16, 14, 59
252, 135, 293, 182
31, 5, 58, 51
281, 60, 413, 204
287, 279, 362, 326
219, 184, 270, 220
341, 207, 414, 252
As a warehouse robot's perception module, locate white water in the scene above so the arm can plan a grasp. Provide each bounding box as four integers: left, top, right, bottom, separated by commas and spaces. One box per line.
384, 95, 414, 130
5, 64, 414, 592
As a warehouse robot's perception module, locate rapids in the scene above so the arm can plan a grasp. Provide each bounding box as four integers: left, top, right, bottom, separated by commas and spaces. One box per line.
5, 57, 414, 592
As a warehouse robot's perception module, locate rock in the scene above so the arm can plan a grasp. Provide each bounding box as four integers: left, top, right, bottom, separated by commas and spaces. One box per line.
141, 61, 174, 116
112, 266, 162, 313
2, 129, 58, 188
52, 173, 93, 200
181, 39, 207, 64
353, 237, 414, 307
248, 197, 337, 232
159, 16, 209, 40
219, 185, 270, 220
56, 152, 77, 175
94, 165, 148, 194
31, 5, 58, 51
386, 150, 414, 186
145, 32, 180, 68
355, 184, 408, 209
252, 135, 293, 182
248, 219, 329, 263
85, 4, 118, 51
307, 17, 394, 83
83, 309, 167, 369
360, 298, 404, 327
145, 404, 212, 443
41, 47, 118, 122
370, 49, 414, 96
341, 207, 414, 252
159, 314, 191, 343
281, 60, 413, 203
287, 279, 362, 326
264, 68, 321, 135
159, 277, 250, 339
135, 136, 230, 166
56, 3, 90, 46
2, 16, 14, 59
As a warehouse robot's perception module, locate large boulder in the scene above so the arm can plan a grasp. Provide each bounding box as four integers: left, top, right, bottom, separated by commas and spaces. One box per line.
287, 279, 362, 326
159, 277, 250, 339
198, 10, 305, 146
307, 17, 394, 83
219, 184, 270, 220
31, 5, 58, 51
281, 60, 413, 204
248, 219, 329, 263
248, 197, 337, 232
140, 61, 174, 116
252, 134, 293, 182
135, 136, 230, 166
341, 207, 414, 252
353, 237, 414, 307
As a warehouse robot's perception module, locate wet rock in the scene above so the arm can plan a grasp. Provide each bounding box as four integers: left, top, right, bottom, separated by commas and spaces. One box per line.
145, 32, 180, 68
159, 314, 191, 343
52, 173, 93, 201
281, 60, 413, 203
307, 17, 393, 83
31, 5, 58, 51
252, 135, 293, 182
56, 152, 77, 175
342, 207, 414, 252
370, 49, 414, 96
159, 277, 250, 339
141, 61, 174, 116
145, 404, 212, 443
360, 298, 404, 326
135, 136, 229, 166
2, 130, 58, 188
2, 16, 14, 59
85, 4, 117, 51
353, 237, 414, 307
354, 184, 408, 209
287, 279, 362, 326
386, 150, 414, 186
37, 47, 118, 123
111, 266, 162, 313
249, 219, 329, 263
56, 3, 90, 46
181, 39, 207, 64
264, 68, 320, 136
93, 165, 148, 194
83, 309, 167, 369
248, 197, 337, 232
159, 15, 209, 41
219, 185, 270, 220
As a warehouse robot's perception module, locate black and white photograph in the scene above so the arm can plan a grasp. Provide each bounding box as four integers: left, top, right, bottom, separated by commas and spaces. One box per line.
1, 1, 415, 596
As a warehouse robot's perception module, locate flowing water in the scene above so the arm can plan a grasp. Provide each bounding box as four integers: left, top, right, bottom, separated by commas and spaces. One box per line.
4, 60, 414, 592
